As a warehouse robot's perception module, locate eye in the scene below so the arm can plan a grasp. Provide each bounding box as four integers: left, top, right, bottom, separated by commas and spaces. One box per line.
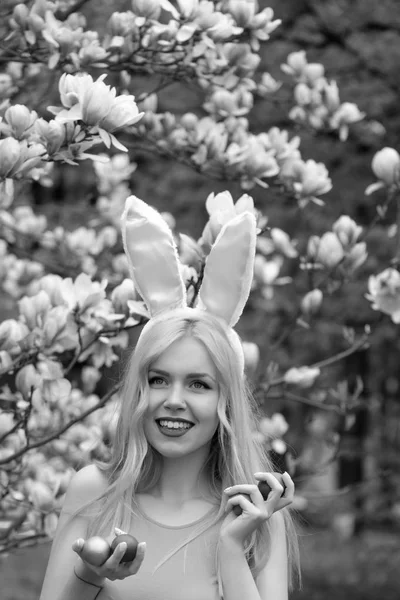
191, 380, 209, 390
148, 376, 166, 386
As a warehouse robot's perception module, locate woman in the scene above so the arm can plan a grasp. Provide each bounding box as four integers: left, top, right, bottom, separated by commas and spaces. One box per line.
39, 197, 301, 600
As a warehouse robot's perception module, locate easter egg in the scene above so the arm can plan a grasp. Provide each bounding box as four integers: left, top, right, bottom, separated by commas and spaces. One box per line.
80, 536, 112, 566
232, 479, 286, 516
111, 533, 139, 562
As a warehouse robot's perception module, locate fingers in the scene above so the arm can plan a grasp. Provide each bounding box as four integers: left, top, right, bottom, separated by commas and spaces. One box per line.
127, 542, 146, 575
224, 472, 295, 515
105, 542, 128, 569
72, 538, 85, 554
281, 471, 295, 503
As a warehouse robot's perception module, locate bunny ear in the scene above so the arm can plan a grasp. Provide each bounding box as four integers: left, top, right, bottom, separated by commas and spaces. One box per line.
121, 195, 186, 316
196, 212, 257, 327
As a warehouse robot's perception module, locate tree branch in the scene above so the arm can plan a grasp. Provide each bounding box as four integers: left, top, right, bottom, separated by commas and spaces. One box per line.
0, 382, 120, 465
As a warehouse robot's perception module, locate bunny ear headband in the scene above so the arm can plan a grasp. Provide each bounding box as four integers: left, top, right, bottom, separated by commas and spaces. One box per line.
121, 195, 257, 372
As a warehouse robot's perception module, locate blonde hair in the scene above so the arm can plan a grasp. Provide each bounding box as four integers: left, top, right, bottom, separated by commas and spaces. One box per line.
73, 310, 301, 595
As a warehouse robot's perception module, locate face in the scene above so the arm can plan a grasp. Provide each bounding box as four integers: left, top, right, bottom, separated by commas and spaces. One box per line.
143, 335, 220, 458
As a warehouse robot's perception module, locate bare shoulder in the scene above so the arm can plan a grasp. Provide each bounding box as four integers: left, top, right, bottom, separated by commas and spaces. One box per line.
62, 463, 109, 514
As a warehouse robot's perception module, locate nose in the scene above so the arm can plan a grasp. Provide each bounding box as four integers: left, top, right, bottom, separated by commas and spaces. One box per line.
164, 382, 186, 408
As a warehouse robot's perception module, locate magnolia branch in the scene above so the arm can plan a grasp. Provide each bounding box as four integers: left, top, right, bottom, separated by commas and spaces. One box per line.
0, 381, 121, 465
261, 330, 370, 392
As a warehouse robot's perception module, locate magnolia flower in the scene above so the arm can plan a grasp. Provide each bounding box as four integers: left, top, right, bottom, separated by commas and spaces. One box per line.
111, 278, 136, 314
281, 50, 308, 79
253, 254, 292, 299
18, 290, 51, 330
178, 233, 204, 270
259, 413, 289, 438
25, 479, 56, 512
270, 228, 298, 258
365, 147, 400, 195
332, 215, 362, 249
15, 364, 42, 399
290, 159, 332, 207
301, 289, 323, 317
51, 73, 144, 151
0, 319, 29, 351
0, 138, 46, 181
131, 0, 162, 19
0, 137, 21, 179
34, 118, 66, 156
203, 88, 253, 118
199, 190, 256, 249
59, 272, 107, 313
81, 366, 102, 394
308, 232, 344, 269
329, 102, 365, 141
342, 242, 367, 273
366, 268, 400, 323
4, 104, 38, 139
284, 366, 320, 388
93, 153, 137, 194
258, 72, 282, 95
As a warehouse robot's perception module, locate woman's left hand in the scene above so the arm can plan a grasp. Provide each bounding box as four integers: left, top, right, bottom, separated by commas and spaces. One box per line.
219, 472, 294, 548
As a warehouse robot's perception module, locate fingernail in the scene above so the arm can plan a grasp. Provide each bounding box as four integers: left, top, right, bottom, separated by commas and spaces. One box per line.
224, 487, 232, 492
115, 527, 126, 535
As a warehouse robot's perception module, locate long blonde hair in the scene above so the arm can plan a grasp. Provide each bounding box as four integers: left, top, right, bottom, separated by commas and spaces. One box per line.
75, 310, 301, 595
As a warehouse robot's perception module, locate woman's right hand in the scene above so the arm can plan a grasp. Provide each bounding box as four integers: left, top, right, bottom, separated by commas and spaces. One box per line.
72, 535, 147, 583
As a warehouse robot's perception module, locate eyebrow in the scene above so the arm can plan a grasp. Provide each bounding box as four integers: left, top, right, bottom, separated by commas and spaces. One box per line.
149, 368, 216, 382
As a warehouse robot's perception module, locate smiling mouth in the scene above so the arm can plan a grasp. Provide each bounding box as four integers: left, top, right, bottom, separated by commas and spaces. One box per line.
156, 420, 195, 432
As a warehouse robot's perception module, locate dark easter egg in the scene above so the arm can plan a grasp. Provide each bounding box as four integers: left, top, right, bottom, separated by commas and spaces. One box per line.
232, 480, 285, 516
80, 536, 112, 566
111, 533, 139, 562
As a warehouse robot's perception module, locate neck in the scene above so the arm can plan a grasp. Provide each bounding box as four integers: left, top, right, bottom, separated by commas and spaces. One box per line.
151, 451, 215, 506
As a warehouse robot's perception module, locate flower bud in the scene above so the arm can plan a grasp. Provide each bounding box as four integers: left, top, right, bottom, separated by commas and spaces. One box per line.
315, 232, 344, 268
131, 0, 161, 19
15, 364, 42, 399
294, 83, 311, 106
81, 366, 101, 394
12, 4, 30, 26
303, 63, 324, 84
371, 147, 400, 186
180, 112, 198, 130
284, 366, 320, 388
26, 480, 55, 512
242, 341, 260, 375
301, 289, 323, 316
